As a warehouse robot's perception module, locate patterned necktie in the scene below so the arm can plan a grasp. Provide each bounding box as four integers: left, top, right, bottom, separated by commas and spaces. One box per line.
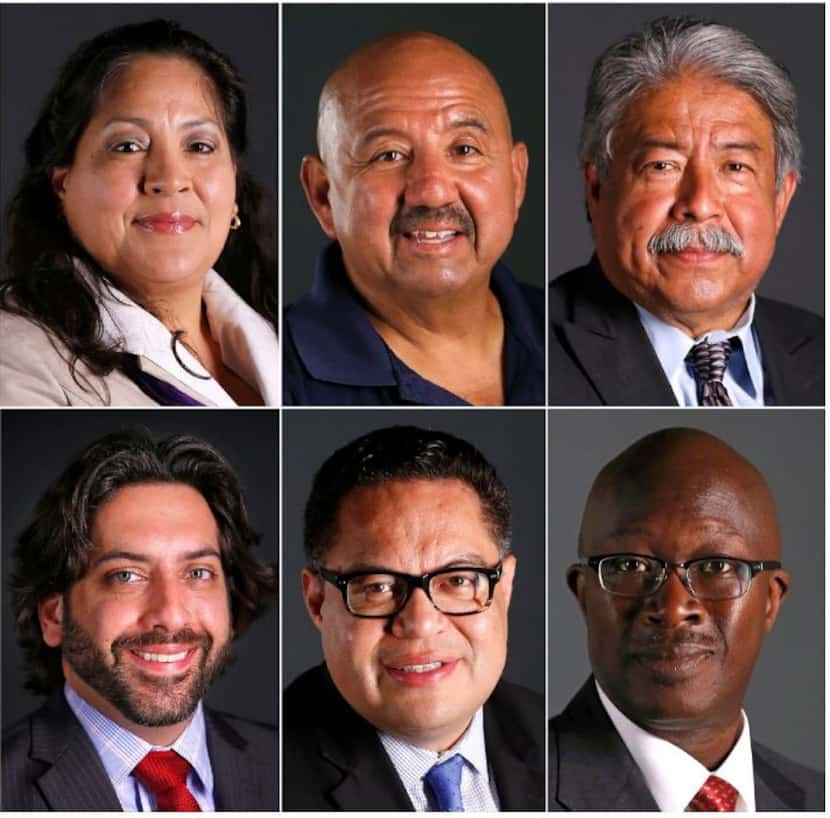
424, 753, 465, 812
687, 774, 739, 811
133, 750, 202, 812
685, 339, 735, 406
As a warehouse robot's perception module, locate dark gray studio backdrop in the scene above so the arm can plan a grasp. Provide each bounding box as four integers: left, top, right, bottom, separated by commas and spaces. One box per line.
0, 3, 277, 275
1, 410, 278, 728
283, 409, 545, 694
548, 409, 824, 771
548, 4, 825, 315
282, 4, 546, 304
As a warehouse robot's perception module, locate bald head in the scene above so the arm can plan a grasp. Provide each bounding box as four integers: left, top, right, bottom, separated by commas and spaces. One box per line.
580, 428, 780, 561
316, 32, 513, 163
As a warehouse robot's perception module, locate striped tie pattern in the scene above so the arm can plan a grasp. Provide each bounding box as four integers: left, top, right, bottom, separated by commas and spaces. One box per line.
685, 339, 734, 406
687, 774, 739, 811
133, 750, 201, 811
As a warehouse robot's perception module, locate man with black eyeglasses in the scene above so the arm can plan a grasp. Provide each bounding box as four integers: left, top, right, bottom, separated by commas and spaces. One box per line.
549, 427, 822, 811
284, 426, 544, 811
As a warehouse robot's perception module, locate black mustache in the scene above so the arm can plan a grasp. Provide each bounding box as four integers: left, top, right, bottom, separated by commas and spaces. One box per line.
390, 205, 475, 237
112, 629, 211, 651
628, 631, 721, 656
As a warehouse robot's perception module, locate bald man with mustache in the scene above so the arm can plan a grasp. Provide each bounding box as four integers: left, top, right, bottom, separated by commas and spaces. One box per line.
285, 32, 543, 406
550, 428, 823, 811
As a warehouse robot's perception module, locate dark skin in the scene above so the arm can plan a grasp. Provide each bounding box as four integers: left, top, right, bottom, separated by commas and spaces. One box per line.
568, 428, 789, 769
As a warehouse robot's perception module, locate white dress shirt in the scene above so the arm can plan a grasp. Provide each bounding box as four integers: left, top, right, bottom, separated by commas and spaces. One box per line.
635, 295, 764, 406
79, 264, 280, 405
596, 681, 756, 811
378, 708, 500, 811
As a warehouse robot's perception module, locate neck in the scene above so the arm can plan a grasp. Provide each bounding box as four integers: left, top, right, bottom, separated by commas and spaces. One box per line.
66, 676, 193, 747
647, 298, 751, 339
639, 715, 743, 770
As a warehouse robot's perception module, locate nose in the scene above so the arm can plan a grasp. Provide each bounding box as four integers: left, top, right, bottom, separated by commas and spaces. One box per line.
403, 149, 458, 210
641, 568, 703, 628
388, 586, 447, 638
670, 160, 722, 223
139, 574, 192, 633
141, 142, 191, 196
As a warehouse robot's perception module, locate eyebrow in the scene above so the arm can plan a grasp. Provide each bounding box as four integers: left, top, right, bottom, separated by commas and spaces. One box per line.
101, 116, 221, 130
339, 552, 493, 574
635, 138, 763, 152
357, 116, 491, 149
90, 547, 222, 569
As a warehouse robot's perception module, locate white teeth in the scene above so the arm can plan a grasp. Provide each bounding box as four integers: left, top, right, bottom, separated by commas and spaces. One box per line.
398, 662, 443, 673
135, 650, 189, 663
410, 230, 456, 243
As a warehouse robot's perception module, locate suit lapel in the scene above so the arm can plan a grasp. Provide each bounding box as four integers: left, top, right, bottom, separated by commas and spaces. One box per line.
207, 710, 274, 810
31, 694, 122, 811
552, 679, 658, 811
320, 726, 413, 811
752, 741, 808, 810
563, 265, 677, 405
484, 693, 544, 811
754, 299, 822, 405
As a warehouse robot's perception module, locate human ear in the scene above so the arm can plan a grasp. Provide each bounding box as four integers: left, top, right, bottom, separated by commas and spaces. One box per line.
566, 563, 588, 617
38, 593, 64, 647
300, 156, 337, 239
498, 554, 517, 609
301, 568, 326, 631
583, 162, 602, 224
774, 171, 798, 232
50, 167, 70, 200
763, 569, 790, 632
510, 142, 529, 219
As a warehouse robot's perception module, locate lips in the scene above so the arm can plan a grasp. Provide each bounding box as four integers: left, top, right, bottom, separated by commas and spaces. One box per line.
125, 643, 200, 674
383, 655, 459, 686
629, 637, 719, 682
404, 229, 462, 244
135, 212, 196, 234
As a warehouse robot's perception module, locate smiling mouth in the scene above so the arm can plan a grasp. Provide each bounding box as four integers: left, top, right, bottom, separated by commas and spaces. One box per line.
402, 229, 464, 245
132, 649, 190, 663
389, 661, 444, 673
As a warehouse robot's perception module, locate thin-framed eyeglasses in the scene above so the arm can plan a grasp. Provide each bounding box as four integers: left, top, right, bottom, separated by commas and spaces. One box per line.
314, 562, 503, 618
580, 554, 782, 601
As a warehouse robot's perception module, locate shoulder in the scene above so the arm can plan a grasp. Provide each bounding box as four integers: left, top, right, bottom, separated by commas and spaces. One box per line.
0, 311, 98, 406
205, 707, 277, 752
753, 739, 825, 810
755, 295, 824, 336
488, 678, 545, 723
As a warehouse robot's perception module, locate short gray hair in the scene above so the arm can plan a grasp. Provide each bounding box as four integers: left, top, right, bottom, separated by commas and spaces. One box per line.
580, 16, 801, 188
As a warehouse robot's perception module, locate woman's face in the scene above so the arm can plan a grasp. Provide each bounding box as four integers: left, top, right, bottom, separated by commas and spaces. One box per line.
52, 55, 237, 296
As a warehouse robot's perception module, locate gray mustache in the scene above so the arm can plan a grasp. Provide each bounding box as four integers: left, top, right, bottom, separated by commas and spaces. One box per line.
647, 223, 744, 257
390, 204, 475, 237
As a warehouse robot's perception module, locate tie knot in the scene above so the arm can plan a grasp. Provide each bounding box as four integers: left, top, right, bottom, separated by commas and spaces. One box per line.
685, 339, 736, 406
688, 774, 739, 812
133, 750, 201, 812
424, 753, 465, 812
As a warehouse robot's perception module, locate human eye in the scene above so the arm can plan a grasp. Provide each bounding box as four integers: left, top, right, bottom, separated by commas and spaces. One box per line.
111, 139, 145, 154
434, 569, 481, 597
188, 140, 216, 154
698, 558, 737, 575
187, 566, 217, 581
105, 568, 144, 585
606, 555, 652, 574
371, 149, 406, 164
351, 574, 396, 597
451, 143, 481, 158
643, 159, 678, 174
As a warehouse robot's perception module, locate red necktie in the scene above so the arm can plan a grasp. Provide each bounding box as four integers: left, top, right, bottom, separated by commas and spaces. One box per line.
133, 749, 202, 812
688, 774, 739, 811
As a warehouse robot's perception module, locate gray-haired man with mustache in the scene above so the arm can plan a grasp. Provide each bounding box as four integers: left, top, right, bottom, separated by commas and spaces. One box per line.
284, 32, 544, 406
549, 16, 823, 406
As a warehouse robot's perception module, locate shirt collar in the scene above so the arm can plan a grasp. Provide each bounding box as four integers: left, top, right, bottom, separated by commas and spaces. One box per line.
378, 707, 491, 789
596, 681, 756, 811
64, 682, 213, 794
287, 242, 542, 392
75, 262, 279, 405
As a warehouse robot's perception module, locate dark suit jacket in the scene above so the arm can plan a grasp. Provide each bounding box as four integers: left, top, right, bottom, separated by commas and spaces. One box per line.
284, 664, 545, 811
549, 259, 824, 406
549, 679, 824, 811
2, 692, 278, 811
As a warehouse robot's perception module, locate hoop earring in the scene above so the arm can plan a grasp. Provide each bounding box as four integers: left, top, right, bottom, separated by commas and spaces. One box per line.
230, 210, 241, 230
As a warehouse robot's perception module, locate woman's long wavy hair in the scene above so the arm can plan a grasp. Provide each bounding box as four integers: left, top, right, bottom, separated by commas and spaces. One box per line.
1, 19, 275, 389
12, 429, 277, 695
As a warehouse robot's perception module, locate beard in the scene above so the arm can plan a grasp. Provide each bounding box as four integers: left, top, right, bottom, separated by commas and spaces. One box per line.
61, 601, 232, 727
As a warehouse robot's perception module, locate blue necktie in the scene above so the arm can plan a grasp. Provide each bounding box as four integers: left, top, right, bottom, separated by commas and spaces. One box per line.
424, 754, 465, 812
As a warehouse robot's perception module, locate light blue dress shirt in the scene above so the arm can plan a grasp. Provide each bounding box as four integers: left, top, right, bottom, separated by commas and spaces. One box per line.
635, 295, 765, 406
64, 683, 215, 811
378, 707, 500, 811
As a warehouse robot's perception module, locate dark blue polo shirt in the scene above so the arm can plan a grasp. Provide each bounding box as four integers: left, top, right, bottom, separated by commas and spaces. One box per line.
284, 244, 544, 406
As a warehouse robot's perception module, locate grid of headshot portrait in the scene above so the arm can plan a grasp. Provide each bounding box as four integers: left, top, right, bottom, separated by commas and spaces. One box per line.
0, 0, 825, 815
